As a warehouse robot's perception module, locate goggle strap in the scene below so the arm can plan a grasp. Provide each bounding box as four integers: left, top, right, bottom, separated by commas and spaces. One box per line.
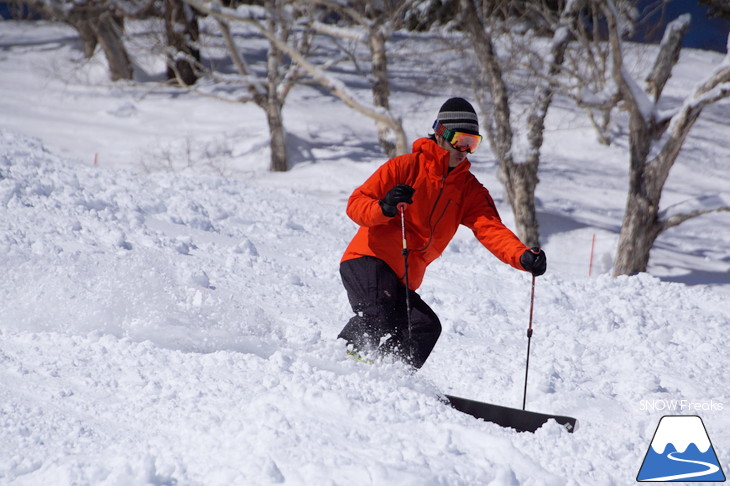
432, 121, 454, 142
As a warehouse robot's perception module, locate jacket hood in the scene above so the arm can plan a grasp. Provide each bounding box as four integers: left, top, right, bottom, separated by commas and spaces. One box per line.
412, 137, 471, 180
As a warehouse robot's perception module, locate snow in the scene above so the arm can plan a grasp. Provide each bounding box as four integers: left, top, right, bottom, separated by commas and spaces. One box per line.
1, 19, 730, 486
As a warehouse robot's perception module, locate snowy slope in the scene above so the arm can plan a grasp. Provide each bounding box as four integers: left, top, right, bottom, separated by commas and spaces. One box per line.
1, 20, 729, 486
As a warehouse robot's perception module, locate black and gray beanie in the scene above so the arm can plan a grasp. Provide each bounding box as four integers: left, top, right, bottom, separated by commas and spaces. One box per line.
435, 97, 479, 135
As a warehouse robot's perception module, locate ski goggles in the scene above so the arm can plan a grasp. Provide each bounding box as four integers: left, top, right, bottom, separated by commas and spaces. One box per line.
432, 121, 482, 154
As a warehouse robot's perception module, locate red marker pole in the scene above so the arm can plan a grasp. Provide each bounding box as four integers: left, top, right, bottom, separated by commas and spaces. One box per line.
589, 234, 596, 276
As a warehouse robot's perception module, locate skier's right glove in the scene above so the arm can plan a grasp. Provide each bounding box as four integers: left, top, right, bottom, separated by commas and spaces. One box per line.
379, 184, 415, 217
520, 247, 547, 276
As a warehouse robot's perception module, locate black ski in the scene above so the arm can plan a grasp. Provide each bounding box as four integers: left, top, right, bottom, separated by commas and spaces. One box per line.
445, 394, 578, 433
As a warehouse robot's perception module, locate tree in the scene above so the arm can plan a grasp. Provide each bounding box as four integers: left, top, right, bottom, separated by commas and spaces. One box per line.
304, 0, 416, 156
22, 0, 136, 81
184, 0, 316, 171
601, 1, 730, 275
458, 0, 586, 247
162, 0, 202, 86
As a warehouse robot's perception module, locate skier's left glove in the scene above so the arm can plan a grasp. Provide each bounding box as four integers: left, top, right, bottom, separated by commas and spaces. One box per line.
520, 247, 547, 276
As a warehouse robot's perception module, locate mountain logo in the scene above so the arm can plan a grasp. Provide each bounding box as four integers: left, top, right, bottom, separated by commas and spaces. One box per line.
637, 415, 726, 482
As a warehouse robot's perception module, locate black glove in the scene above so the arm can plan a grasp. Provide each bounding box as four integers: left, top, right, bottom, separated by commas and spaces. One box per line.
379, 184, 415, 217
520, 247, 547, 276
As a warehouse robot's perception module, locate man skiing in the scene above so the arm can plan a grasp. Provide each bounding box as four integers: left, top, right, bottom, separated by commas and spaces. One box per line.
338, 97, 546, 369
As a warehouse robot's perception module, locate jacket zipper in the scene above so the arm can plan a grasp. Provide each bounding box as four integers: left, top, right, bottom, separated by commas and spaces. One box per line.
412, 175, 449, 253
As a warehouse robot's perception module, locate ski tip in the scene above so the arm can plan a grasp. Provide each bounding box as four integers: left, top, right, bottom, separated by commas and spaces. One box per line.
444, 394, 578, 434
562, 418, 579, 433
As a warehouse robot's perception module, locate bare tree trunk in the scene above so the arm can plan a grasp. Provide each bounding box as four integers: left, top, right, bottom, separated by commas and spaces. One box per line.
163, 0, 200, 86
71, 19, 98, 58
266, 0, 288, 172
614, 131, 662, 274
266, 98, 288, 172
614, 191, 661, 275
369, 24, 397, 157
92, 12, 133, 81
499, 162, 540, 246
606, 3, 664, 276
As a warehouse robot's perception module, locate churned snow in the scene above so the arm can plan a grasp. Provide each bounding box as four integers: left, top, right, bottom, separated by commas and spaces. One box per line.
1, 19, 729, 486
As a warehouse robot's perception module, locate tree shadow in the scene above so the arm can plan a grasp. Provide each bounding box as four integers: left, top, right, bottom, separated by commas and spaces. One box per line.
285, 132, 384, 169
538, 210, 620, 239
660, 268, 730, 287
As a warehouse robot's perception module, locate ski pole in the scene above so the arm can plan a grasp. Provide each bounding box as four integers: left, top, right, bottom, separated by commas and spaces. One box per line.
522, 275, 536, 410
397, 202, 413, 362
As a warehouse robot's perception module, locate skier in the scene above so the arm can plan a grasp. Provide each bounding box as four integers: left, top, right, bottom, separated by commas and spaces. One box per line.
338, 97, 547, 369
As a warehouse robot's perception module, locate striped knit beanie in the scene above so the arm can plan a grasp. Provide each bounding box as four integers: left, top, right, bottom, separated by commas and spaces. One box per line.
435, 97, 479, 135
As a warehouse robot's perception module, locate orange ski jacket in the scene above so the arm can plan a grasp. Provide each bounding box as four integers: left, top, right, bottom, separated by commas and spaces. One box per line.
341, 137, 529, 290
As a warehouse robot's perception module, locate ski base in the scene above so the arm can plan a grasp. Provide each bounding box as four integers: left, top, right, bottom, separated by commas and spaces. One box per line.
445, 394, 577, 433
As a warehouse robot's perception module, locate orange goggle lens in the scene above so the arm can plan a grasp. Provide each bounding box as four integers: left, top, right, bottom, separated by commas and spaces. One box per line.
449, 131, 481, 153
433, 121, 482, 153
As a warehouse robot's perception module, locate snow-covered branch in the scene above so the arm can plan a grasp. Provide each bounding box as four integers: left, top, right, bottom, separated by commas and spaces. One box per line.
695, 57, 730, 97
645, 14, 689, 102
658, 195, 730, 232
658, 81, 730, 171
309, 21, 366, 42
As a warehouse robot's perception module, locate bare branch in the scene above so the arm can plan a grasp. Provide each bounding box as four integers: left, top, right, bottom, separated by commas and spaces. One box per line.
525, 0, 587, 163
651, 81, 730, 189
645, 14, 690, 102
216, 16, 250, 77
184, 0, 407, 154
696, 52, 730, 96
659, 206, 730, 233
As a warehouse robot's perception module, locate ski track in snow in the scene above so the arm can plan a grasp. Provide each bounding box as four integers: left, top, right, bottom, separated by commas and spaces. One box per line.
1, 20, 730, 486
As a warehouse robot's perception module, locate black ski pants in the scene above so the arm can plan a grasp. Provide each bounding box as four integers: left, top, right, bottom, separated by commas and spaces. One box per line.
338, 256, 441, 369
